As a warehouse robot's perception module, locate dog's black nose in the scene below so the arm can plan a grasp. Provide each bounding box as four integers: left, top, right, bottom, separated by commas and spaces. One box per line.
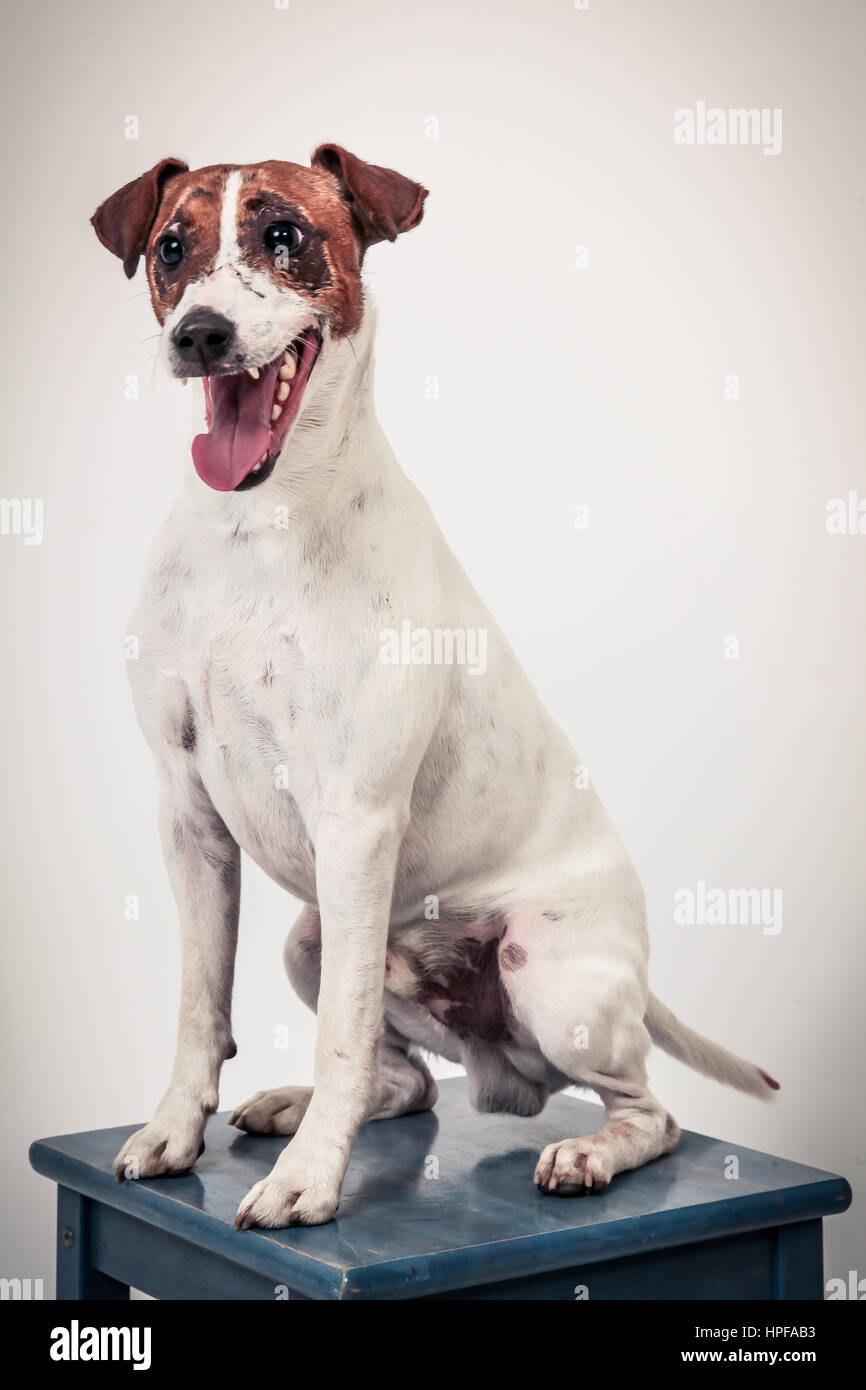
171, 309, 236, 370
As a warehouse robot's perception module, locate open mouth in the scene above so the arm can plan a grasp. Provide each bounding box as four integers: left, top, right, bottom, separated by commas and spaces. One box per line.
191, 326, 322, 492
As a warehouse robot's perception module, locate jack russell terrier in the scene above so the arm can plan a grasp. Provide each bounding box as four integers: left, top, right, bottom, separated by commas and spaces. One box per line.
91, 146, 778, 1230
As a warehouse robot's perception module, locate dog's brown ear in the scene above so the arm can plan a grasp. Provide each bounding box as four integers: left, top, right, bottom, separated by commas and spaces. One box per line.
91, 157, 189, 278
311, 144, 427, 252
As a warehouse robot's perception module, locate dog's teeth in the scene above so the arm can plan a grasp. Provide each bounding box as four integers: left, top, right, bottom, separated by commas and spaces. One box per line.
259, 452, 269, 463
248, 367, 260, 380
281, 354, 297, 379
252, 463, 262, 473
277, 381, 290, 402
271, 404, 282, 421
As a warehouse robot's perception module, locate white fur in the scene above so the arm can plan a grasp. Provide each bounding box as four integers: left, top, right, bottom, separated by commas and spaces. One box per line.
115, 284, 775, 1227
217, 169, 242, 266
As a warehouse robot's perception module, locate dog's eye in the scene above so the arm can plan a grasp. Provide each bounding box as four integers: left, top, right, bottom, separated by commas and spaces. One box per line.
158, 235, 184, 267
264, 222, 303, 256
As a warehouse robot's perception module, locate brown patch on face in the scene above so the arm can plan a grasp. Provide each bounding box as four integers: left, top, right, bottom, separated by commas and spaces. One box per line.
141, 160, 364, 336
500, 941, 528, 972
94, 147, 427, 342
235, 162, 364, 336
145, 165, 235, 324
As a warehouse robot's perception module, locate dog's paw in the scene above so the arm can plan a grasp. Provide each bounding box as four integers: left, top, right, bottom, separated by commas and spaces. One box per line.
114, 1121, 205, 1182
533, 1137, 614, 1196
234, 1167, 340, 1229
229, 1085, 313, 1136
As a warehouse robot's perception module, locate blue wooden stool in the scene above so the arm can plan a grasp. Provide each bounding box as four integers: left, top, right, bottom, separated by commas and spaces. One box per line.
30, 1078, 850, 1300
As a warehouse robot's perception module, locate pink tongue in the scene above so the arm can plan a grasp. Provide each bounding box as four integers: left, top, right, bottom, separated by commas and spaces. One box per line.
192, 361, 280, 491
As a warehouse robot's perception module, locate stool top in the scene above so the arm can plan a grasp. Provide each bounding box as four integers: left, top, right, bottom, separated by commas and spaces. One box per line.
30, 1078, 851, 1300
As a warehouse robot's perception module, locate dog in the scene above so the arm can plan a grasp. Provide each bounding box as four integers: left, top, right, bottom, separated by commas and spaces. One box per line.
91, 145, 778, 1229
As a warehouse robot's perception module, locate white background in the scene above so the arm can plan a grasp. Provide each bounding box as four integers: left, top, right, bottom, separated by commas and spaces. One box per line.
1, 0, 864, 1295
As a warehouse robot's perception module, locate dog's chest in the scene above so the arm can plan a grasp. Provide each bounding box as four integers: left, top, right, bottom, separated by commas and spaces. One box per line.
195, 619, 319, 897
135, 538, 339, 900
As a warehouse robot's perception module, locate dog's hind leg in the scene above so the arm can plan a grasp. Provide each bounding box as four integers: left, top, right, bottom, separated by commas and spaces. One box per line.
282, 903, 324, 1011
229, 1085, 313, 1136
372, 1030, 439, 1119
501, 908, 679, 1195
229, 907, 318, 1134
231, 1028, 437, 1134
462, 1037, 549, 1117
230, 907, 437, 1134
533, 1065, 679, 1196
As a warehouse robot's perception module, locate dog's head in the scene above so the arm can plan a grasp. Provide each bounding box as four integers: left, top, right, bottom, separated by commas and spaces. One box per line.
92, 147, 427, 492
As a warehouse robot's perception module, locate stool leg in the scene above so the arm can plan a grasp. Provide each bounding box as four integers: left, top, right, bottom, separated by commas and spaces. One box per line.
773, 1219, 824, 1299
56, 1187, 129, 1300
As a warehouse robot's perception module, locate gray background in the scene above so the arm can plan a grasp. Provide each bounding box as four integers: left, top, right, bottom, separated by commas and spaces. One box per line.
1, 0, 863, 1295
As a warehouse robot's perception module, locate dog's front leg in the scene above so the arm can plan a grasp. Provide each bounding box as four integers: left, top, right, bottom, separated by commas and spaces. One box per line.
234, 807, 399, 1229
115, 769, 240, 1181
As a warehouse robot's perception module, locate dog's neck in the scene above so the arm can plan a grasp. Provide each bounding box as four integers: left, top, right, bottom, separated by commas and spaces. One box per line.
182, 301, 391, 537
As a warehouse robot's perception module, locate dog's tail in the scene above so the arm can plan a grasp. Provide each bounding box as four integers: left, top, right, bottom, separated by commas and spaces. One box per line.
645, 992, 779, 1099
